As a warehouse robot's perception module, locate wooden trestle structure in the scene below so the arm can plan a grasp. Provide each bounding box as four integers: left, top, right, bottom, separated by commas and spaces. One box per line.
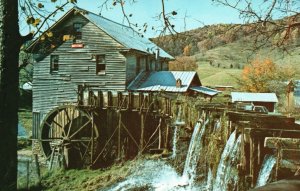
197, 104, 300, 188
38, 90, 174, 169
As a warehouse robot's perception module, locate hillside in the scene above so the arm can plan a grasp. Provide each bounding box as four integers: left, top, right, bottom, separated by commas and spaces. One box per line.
153, 23, 300, 87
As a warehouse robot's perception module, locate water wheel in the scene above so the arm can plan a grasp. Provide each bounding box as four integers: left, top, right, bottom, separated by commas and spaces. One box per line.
40, 105, 99, 168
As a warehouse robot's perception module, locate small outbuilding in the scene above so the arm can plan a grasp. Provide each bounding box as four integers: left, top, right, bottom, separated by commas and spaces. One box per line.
231, 92, 278, 112
127, 71, 220, 99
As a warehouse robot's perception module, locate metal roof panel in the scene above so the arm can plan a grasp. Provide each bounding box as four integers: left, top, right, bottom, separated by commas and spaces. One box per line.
231, 92, 278, 103
190, 86, 220, 96
127, 71, 197, 93
84, 11, 173, 59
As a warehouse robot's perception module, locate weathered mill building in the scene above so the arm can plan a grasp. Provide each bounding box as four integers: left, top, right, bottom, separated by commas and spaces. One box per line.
28, 6, 218, 131
28, 7, 173, 119
27, 7, 219, 168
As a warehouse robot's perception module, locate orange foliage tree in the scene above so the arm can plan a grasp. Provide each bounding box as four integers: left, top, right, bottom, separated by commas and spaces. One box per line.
240, 58, 295, 93
169, 56, 198, 71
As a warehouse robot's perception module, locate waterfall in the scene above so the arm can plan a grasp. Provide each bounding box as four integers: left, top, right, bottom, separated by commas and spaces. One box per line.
171, 126, 178, 159
213, 131, 241, 191
107, 118, 209, 191
182, 119, 208, 186
206, 168, 213, 190
175, 105, 185, 126
256, 155, 276, 187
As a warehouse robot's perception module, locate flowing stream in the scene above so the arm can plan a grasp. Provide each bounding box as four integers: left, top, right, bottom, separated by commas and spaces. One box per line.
106, 119, 208, 191
213, 131, 241, 191
256, 155, 276, 188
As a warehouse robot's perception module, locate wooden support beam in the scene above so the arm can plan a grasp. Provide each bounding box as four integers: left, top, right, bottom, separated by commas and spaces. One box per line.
118, 112, 121, 159
245, 128, 300, 138
97, 91, 103, 108
158, 118, 162, 149
281, 149, 300, 164
264, 137, 300, 149
227, 112, 296, 129
140, 113, 145, 152
164, 122, 169, 149
257, 139, 261, 166
107, 91, 113, 107
240, 126, 246, 171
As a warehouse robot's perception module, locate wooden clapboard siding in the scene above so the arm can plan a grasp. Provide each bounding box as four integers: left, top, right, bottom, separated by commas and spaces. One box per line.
125, 54, 137, 84
33, 14, 129, 116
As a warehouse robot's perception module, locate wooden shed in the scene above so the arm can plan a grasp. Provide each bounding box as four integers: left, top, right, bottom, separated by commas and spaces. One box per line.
231, 92, 278, 112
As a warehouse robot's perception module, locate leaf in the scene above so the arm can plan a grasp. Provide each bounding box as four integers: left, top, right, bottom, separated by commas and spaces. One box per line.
68, 0, 77, 3
46, 31, 53, 38
40, 35, 46, 41
32, 18, 41, 27
26, 16, 35, 25
171, 11, 177, 16
37, 3, 44, 8
113, 1, 117, 6
51, 0, 57, 2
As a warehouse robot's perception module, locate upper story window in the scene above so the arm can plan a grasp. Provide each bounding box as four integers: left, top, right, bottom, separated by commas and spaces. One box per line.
73, 23, 82, 43
94, 55, 106, 75
50, 55, 59, 73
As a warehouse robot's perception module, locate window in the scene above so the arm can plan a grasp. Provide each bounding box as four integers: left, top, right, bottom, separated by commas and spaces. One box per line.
95, 55, 106, 75
50, 55, 59, 73
73, 23, 82, 43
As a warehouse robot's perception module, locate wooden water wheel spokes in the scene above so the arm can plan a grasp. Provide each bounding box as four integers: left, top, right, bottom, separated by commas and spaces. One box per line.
40, 105, 99, 169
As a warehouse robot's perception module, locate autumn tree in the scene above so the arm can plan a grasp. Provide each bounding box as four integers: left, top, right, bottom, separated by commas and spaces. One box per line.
214, 0, 300, 49
239, 58, 295, 94
169, 56, 197, 71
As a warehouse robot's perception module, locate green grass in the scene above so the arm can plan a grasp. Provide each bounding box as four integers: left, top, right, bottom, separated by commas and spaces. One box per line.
196, 62, 242, 87
39, 160, 134, 191
194, 39, 300, 88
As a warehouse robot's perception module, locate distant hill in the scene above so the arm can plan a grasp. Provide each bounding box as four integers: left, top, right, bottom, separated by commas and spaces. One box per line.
152, 22, 300, 87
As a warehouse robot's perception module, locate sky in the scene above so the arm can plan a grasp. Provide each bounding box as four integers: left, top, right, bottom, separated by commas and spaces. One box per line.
75, 0, 243, 37
19, 0, 245, 38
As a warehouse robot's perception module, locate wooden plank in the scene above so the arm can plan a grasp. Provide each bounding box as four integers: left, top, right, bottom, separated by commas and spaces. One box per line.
227, 111, 296, 128
245, 128, 300, 138
281, 149, 300, 164
264, 137, 300, 149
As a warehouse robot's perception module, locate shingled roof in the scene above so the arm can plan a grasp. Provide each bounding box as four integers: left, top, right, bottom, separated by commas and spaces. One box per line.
27, 7, 173, 59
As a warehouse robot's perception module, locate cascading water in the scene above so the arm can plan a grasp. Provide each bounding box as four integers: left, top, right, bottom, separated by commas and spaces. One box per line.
182, 119, 208, 186
206, 168, 213, 190
256, 155, 276, 187
171, 126, 178, 159
213, 131, 241, 191
106, 119, 208, 191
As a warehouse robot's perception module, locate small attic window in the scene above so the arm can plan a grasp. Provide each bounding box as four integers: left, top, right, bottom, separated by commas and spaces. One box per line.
50, 55, 59, 73
73, 23, 82, 43
94, 55, 106, 75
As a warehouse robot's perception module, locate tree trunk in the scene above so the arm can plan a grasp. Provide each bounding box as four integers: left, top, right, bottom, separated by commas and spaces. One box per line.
0, 0, 21, 190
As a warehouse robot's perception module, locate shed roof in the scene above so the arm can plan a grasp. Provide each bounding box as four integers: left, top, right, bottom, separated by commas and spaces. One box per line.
127, 71, 200, 92
190, 86, 220, 96
231, 92, 278, 103
27, 7, 173, 59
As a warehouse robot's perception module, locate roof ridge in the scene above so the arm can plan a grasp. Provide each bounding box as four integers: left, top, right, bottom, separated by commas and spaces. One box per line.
74, 6, 134, 31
